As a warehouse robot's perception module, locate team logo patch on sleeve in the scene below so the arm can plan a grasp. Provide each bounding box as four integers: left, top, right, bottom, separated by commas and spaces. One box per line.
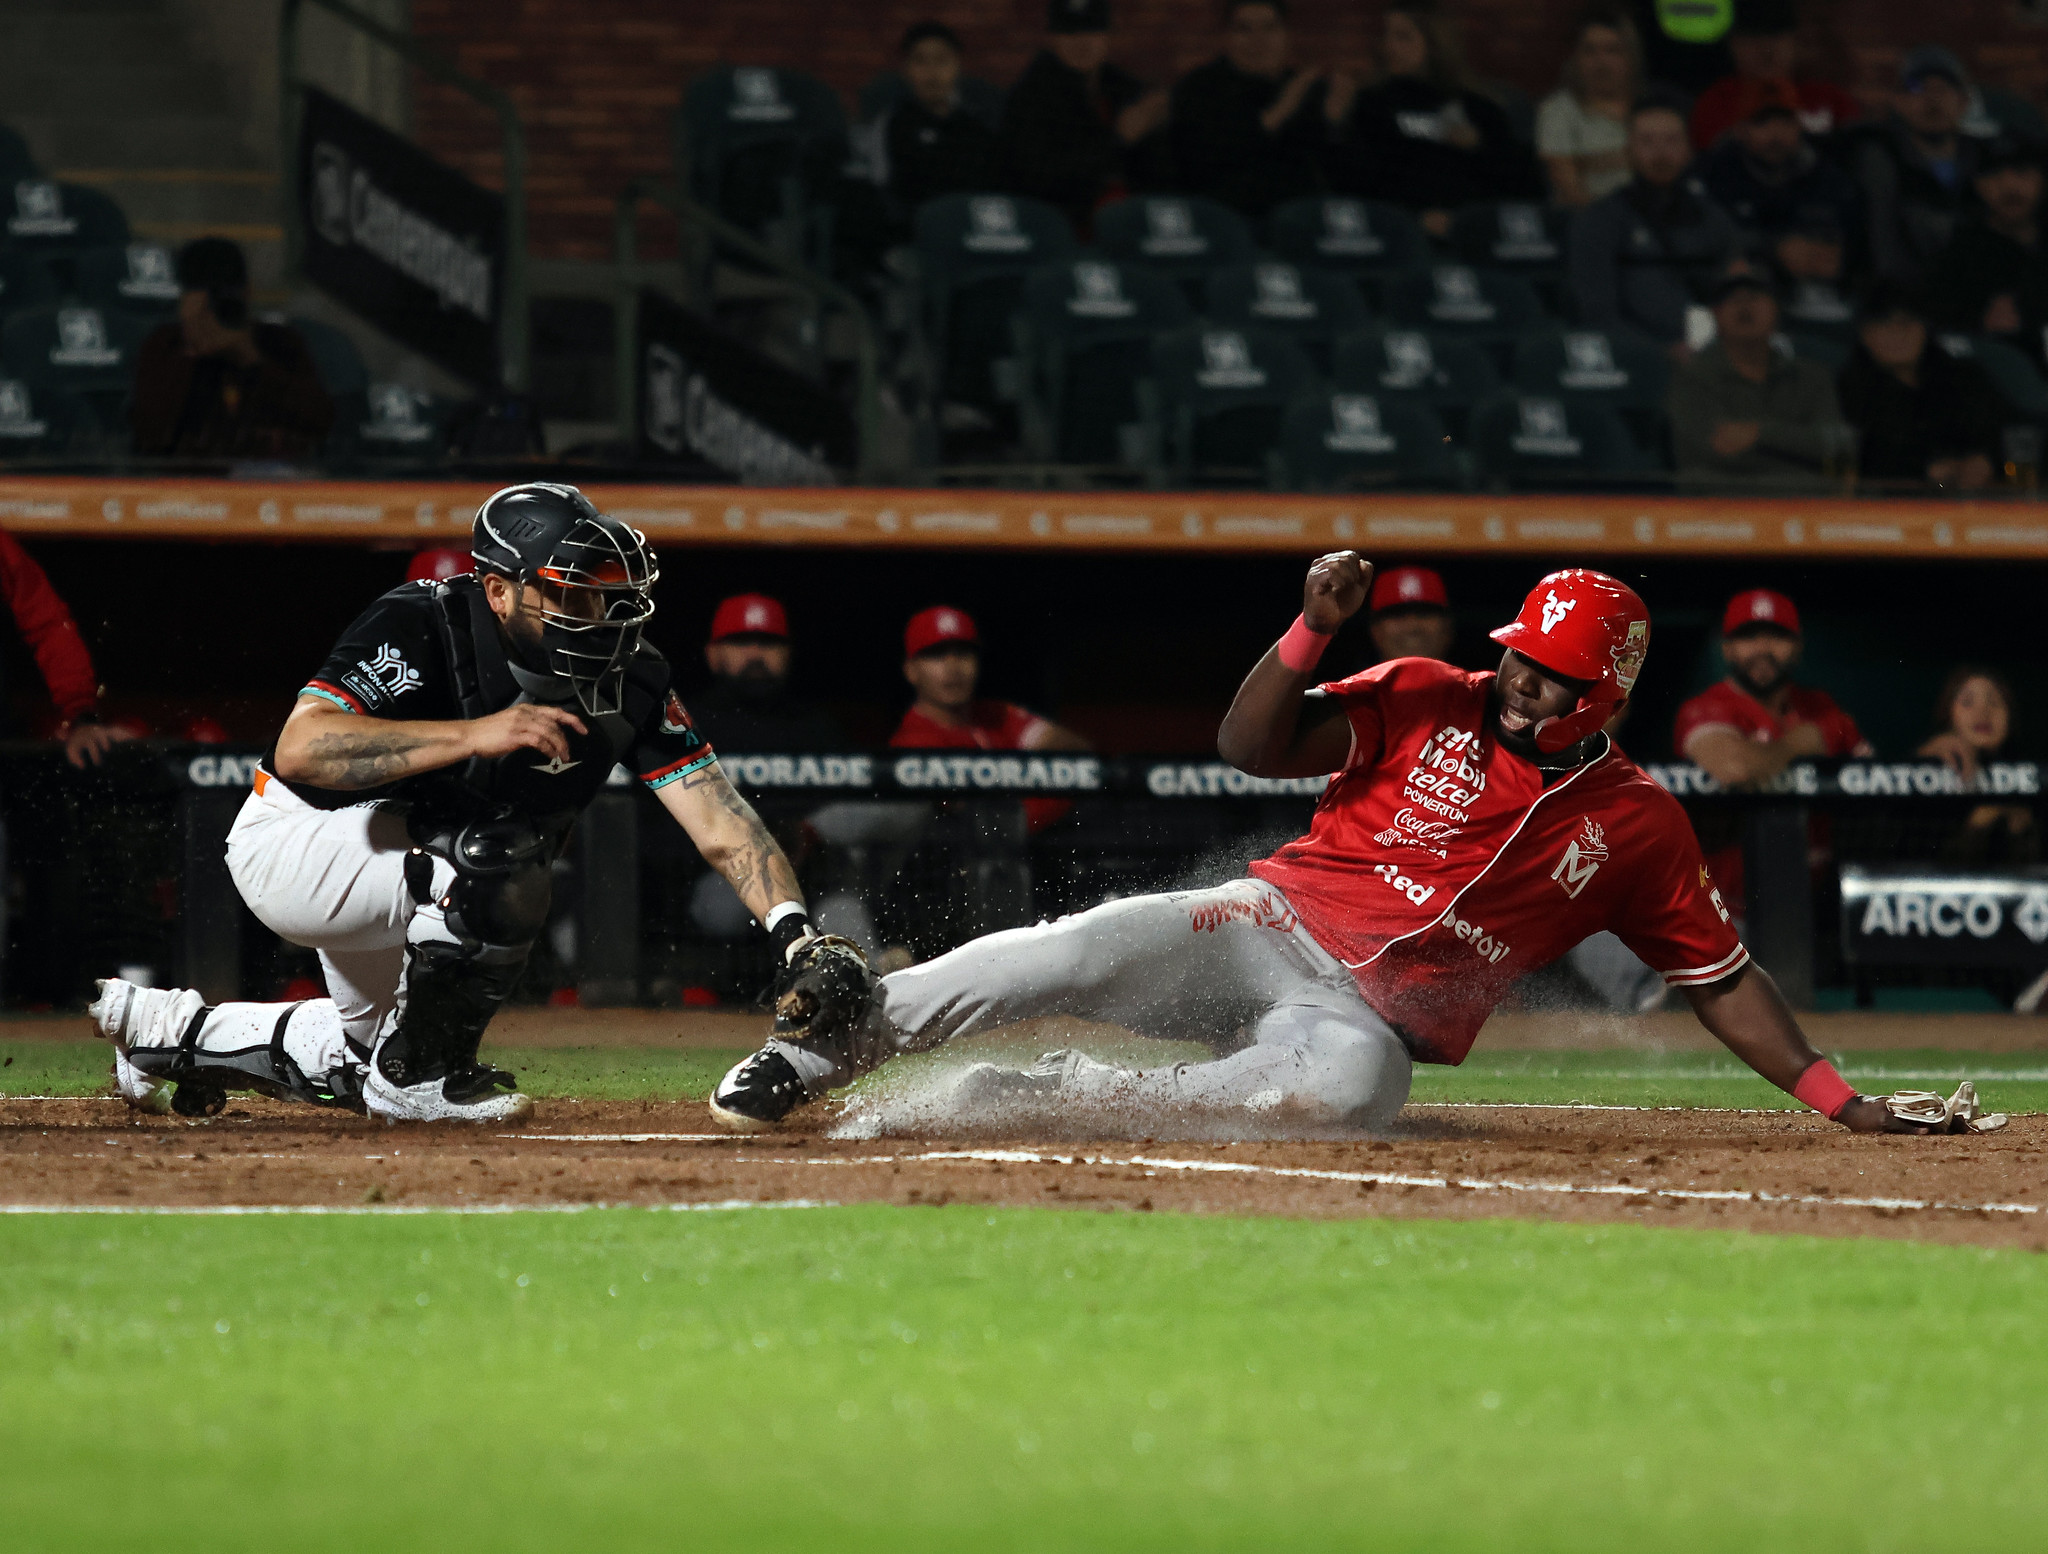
338, 643, 422, 709
1551, 817, 1609, 899
659, 692, 698, 737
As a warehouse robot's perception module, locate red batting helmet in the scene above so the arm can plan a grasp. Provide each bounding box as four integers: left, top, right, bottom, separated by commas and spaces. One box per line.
1489, 569, 1650, 753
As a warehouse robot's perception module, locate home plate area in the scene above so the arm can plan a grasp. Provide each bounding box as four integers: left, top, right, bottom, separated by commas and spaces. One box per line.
6, 1097, 2044, 1249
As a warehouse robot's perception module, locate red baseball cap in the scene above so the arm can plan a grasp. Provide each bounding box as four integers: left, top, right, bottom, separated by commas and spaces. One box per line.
407, 545, 474, 584
709, 593, 789, 642
1369, 565, 1450, 614
905, 605, 979, 657
1721, 588, 1801, 637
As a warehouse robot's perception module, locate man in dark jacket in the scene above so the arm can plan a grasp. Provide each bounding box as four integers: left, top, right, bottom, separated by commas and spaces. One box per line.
1570, 95, 1744, 356
997, 0, 1170, 232
1854, 48, 1986, 286
1168, 0, 1325, 218
1700, 78, 1861, 312
130, 237, 333, 460
1929, 135, 2048, 369
1837, 283, 2003, 489
875, 22, 1001, 219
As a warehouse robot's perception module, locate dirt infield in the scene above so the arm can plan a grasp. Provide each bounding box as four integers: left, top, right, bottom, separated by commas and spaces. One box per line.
6, 1096, 2043, 1250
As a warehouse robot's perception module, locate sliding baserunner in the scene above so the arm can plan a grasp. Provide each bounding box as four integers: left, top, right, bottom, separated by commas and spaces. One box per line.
90, 482, 867, 1123
713, 555, 1998, 1138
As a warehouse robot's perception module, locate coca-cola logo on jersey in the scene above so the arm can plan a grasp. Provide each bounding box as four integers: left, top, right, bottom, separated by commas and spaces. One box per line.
1404, 723, 1487, 823
1373, 805, 1464, 859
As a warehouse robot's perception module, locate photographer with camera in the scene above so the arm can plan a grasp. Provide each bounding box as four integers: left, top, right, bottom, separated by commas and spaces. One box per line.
130, 236, 332, 460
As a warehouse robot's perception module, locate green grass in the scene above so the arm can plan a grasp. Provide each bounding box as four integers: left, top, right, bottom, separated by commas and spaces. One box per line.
10, 1039, 2046, 1113
2, 1206, 2043, 1552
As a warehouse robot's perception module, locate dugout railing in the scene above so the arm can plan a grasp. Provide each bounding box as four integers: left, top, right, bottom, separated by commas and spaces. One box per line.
0, 745, 2039, 1015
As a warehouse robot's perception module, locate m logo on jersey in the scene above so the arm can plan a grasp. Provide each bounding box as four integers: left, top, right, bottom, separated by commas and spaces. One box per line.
1539, 590, 1576, 633
1551, 816, 1608, 898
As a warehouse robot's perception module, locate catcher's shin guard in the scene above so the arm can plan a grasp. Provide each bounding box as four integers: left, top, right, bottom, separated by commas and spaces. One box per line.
373, 939, 528, 1089
91, 980, 366, 1114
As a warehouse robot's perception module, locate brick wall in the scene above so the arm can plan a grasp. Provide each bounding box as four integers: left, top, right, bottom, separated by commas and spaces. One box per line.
409, 0, 2048, 260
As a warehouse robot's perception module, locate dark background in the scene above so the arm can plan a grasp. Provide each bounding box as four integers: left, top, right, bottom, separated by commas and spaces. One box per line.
4, 539, 2041, 761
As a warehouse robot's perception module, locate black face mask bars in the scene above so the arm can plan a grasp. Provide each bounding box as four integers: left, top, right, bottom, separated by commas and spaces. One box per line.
534, 516, 659, 717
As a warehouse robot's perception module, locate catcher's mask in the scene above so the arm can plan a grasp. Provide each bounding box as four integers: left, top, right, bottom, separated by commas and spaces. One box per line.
472, 483, 659, 717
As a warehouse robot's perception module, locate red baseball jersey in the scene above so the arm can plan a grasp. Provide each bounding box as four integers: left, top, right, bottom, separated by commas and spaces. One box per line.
1249, 658, 1745, 1064
1672, 680, 1870, 760
891, 700, 1068, 831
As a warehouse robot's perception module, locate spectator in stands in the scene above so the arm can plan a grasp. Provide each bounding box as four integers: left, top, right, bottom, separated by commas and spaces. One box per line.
1836, 282, 2002, 490
892, 605, 1087, 833
1365, 565, 1455, 662
1168, 0, 1327, 218
1569, 94, 1743, 357
1668, 264, 1847, 486
1699, 80, 1860, 300
997, 0, 1170, 232
1536, 7, 1641, 208
131, 238, 331, 461
1323, 0, 1542, 237
1, 531, 117, 768
1929, 135, 2048, 370
1674, 588, 1871, 789
688, 593, 844, 753
1855, 48, 1985, 288
1919, 666, 2037, 865
872, 23, 1001, 219
1688, 0, 1860, 151
406, 545, 473, 584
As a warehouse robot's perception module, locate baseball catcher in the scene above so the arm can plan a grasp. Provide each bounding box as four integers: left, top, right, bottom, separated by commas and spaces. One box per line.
712, 554, 2003, 1138
90, 482, 868, 1123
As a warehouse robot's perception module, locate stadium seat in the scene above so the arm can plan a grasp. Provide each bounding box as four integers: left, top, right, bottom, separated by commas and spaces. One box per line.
0, 122, 37, 183
1780, 330, 1849, 372
2, 181, 130, 268
0, 247, 59, 326
1511, 327, 1670, 457
857, 71, 1004, 130
0, 302, 149, 432
677, 66, 848, 261
1332, 327, 1502, 442
1449, 201, 1571, 309
913, 192, 1077, 428
1093, 195, 1256, 309
1145, 324, 1316, 484
0, 376, 91, 458
1936, 333, 2048, 422
72, 243, 180, 324
1202, 260, 1370, 373
1263, 196, 1428, 307
1468, 391, 1649, 488
1277, 391, 1455, 489
356, 382, 453, 461
1013, 257, 1190, 464
1779, 278, 1856, 338
1384, 266, 1546, 367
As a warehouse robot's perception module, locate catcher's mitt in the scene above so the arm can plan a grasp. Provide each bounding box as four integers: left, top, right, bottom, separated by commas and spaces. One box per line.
1882, 1081, 2009, 1134
770, 934, 876, 1051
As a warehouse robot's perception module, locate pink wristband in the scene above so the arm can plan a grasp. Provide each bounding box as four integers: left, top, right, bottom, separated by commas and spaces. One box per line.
1277, 614, 1331, 674
1792, 1058, 1856, 1120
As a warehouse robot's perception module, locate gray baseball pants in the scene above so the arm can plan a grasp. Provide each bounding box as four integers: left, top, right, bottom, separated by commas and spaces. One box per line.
851, 878, 1413, 1130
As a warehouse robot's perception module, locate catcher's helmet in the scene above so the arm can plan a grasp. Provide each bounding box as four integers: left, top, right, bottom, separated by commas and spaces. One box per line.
471, 483, 659, 717
1489, 569, 1649, 753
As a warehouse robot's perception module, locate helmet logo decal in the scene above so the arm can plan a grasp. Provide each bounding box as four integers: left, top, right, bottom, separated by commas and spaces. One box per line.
1613, 618, 1649, 694
1539, 591, 1576, 633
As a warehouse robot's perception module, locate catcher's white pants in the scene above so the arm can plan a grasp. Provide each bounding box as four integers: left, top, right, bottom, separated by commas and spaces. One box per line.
866, 878, 1412, 1129
201, 781, 464, 1086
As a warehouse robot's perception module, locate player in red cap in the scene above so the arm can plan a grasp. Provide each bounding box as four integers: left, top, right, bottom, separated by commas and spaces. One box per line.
1366, 565, 1454, 663
1674, 588, 1870, 789
890, 605, 1088, 832
713, 554, 1961, 1138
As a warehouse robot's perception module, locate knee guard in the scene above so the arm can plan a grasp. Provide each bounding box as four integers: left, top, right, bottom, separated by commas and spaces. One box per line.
125, 1001, 368, 1115
405, 815, 556, 948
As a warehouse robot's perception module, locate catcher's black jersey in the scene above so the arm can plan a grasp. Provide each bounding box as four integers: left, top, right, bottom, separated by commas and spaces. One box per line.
268, 578, 715, 818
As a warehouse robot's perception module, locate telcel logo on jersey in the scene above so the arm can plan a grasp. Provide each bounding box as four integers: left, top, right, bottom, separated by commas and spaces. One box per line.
1371, 862, 1437, 906
1551, 816, 1609, 898
1404, 724, 1487, 821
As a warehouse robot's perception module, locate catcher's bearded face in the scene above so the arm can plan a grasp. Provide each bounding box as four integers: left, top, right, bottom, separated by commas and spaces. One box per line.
1491, 648, 1589, 754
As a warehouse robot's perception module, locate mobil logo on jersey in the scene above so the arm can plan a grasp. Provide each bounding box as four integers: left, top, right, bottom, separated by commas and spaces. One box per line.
1403, 723, 1487, 822
1551, 816, 1609, 898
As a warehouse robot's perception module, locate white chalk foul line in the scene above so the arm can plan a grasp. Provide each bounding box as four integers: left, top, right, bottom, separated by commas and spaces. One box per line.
506, 1133, 740, 1143
733, 1149, 2043, 1219
0, 1199, 835, 1216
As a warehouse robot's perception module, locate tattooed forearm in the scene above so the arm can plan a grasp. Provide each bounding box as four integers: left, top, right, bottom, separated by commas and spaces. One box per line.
300, 728, 433, 788
665, 765, 805, 919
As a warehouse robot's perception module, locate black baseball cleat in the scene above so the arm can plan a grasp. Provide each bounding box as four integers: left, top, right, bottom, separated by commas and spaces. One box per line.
708, 1043, 810, 1132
